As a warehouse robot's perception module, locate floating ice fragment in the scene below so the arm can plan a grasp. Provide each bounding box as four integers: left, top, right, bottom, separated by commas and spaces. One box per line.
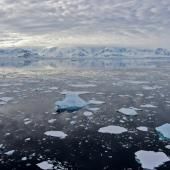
0, 97, 13, 102
48, 119, 56, 123
88, 100, 105, 105
36, 161, 54, 170
118, 108, 138, 116
4, 150, 15, 156
156, 123, 170, 140
70, 84, 96, 88
98, 125, 127, 134
83, 111, 93, 117
135, 150, 170, 170
137, 126, 148, 132
55, 92, 87, 112
140, 104, 157, 108
165, 145, 170, 149
44, 131, 67, 139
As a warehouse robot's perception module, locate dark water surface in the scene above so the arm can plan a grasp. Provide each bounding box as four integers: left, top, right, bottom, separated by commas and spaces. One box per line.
0, 68, 170, 170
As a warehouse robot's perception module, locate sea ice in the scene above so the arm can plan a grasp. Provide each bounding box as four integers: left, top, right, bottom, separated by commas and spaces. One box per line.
55, 92, 87, 112
88, 99, 105, 105
0, 97, 13, 102
136, 126, 148, 132
118, 108, 138, 116
44, 131, 67, 139
156, 123, 170, 140
98, 125, 127, 134
83, 111, 93, 117
69, 84, 96, 88
4, 150, 15, 156
140, 104, 157, 108
36, 161, 54, 170
48, 119, 56, 123
135, 150, 170, 170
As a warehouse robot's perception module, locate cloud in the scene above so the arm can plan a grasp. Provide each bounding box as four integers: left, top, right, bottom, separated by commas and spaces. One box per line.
0, 0, 170, 47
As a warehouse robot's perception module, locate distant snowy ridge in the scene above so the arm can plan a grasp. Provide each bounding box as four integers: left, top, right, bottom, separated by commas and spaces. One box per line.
0, 47, 170, 68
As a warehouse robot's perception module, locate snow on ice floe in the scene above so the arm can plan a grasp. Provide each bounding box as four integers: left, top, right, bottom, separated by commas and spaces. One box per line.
135, 150, 170, 170
98, 125, 127, 134
118, 108, 138, 116
136, 126, 148, 132
44, 131, 67, 139
55, 92, 87, 112
69, 84, 96, 88
156, 123, 170, 140
140, 104, 157, 108
36, 161, 54, 170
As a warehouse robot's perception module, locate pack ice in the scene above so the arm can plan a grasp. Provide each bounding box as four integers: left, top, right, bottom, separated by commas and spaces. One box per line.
118, 108, 138, 116
98, 125, 127, 134
55, 92, 87, 112
135, 150, 170, 170
156, 123, 170, 140
44, 131, 68, 139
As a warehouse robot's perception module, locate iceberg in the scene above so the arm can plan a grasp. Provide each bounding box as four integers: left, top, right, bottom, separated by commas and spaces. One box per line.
98, 125, 127, 134
135, 150, 170, 170
155, 123, 170, 140
55, 92, 87, 112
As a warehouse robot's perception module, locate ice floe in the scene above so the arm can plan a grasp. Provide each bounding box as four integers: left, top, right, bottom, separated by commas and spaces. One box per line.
136, 126, 148, 132
4, 150, 15, 156
36, 161, 54, 170
140, 104, 157, 108
55, 92, 87, 112
83, 111, 93, 117
0, 97, 13, 102
156, 123, 170, 140
135, 150, 170, 170
165, 145, 170, 149
88, 99, 105, 105
44, 131, 67, 139
48, 119, 56, 123
118, 108, 138, 116
98, 125, 127, 134
69, 84, 96, 88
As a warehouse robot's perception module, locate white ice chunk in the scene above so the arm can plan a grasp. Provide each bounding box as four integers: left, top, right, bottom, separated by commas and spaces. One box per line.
83, 111, 93, 117
98, 125, 127, 134
49, 87, 58, 90
88, 100, 105, 105
135, 150, 170, 170
4, 150, 15, 156
118, 108, 138, 116
137, 126, 148, 132
165, 145, 170, 149
70, 84, 96, 88
55, 93, 87, 112
156, 123, 170, 140
140, 104, 157, 108
0, 97, 13, 102
44, 131, 67, 139
48, 119, 56, 123
36, 161, 54, 170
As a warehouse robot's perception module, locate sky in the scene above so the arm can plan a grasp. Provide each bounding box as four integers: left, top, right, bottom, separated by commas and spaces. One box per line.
0, 0, 170, 48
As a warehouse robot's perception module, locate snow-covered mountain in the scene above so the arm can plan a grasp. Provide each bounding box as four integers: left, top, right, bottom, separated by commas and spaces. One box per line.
0, 47, 170, 68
